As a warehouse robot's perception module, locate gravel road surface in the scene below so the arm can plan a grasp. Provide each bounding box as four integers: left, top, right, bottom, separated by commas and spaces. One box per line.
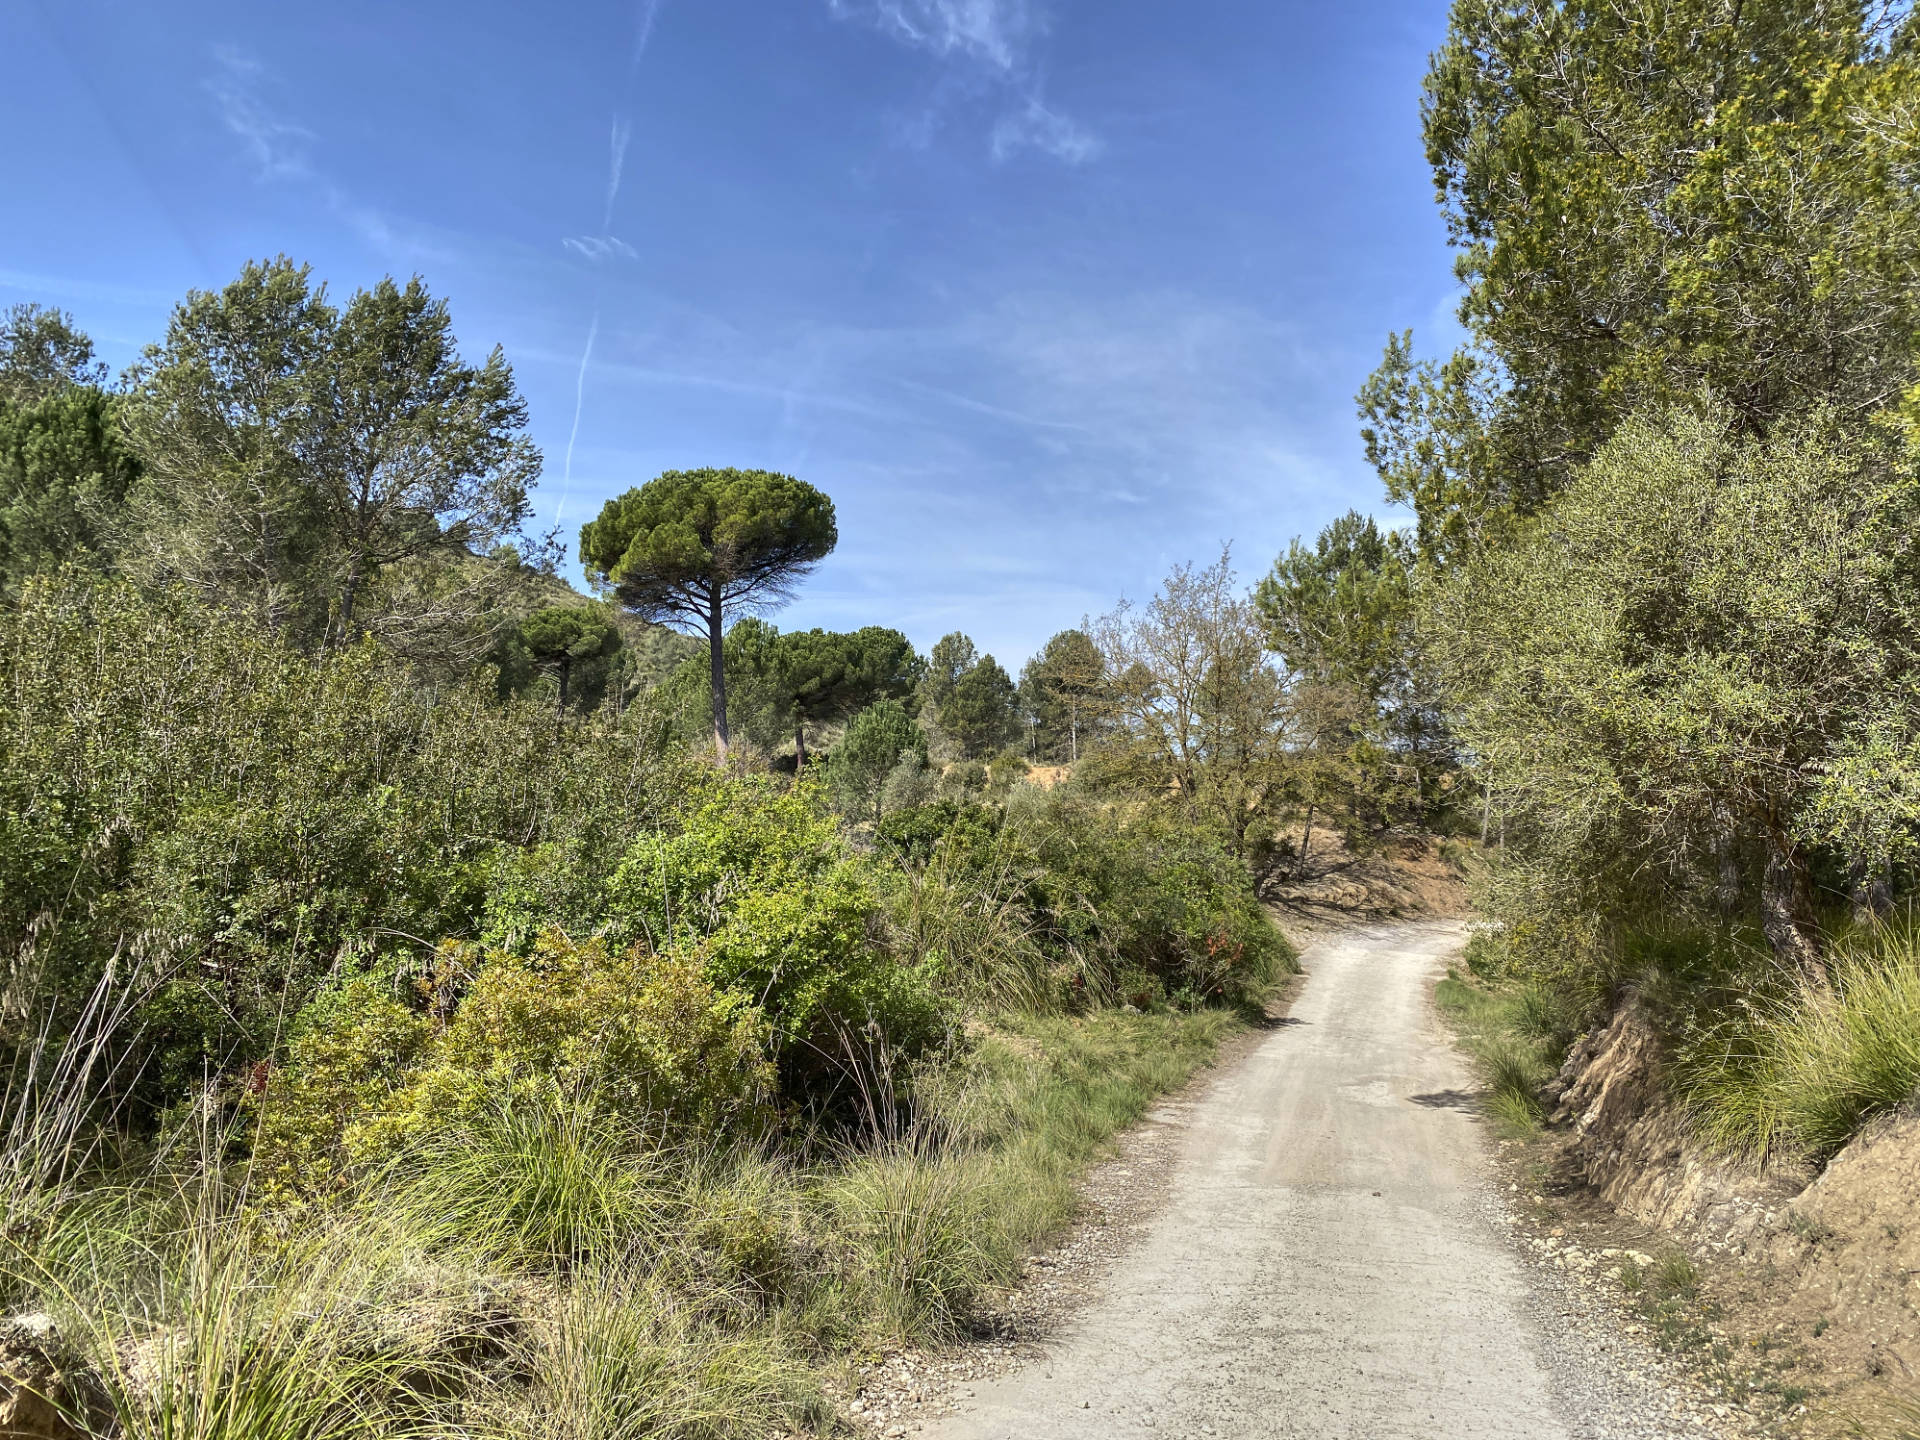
922, 920, 1718, 1440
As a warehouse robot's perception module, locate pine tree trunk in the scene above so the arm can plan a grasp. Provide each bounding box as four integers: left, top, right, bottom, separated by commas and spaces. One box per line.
707, 588, 730, 759
1299, 803, 1315, 873
794, 716, 808, 770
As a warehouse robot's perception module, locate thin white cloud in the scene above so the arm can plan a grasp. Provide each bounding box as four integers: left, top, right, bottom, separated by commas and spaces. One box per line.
201, 48, 460, 266
828, 0, 1099, 164
206, 46, 312, 180
563, 235, 639, 262
991, 98, 1101, 164
553, 0, 667, 520
832, 0, 1039, 71
632, 0, 665, 65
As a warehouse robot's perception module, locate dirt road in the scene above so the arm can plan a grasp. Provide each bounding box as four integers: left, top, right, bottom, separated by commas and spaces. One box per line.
925, 921, 1715, 1440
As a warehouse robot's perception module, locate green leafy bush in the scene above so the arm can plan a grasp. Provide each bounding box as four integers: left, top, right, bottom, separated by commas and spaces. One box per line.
0, 576, 687, 1102
876, 790, 1291, 1012
607, 777, 950, 1074
251, 932, 774, 1199
398, 932, 775, 1135
246, 977, 433, 1206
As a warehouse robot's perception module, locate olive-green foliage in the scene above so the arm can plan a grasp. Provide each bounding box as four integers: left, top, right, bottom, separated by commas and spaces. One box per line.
1257, 510, 1411, 705
250, 933, 775, 1202
755, 623, 919, 760
1430, 403, 1920, 975
401, 934, 773, 1135
579, 471, 837, 619
1256, 511, 1456, 832
1378, 0, 1920, 561
0, 385, 139, 593
876, 790, 1293, 1013
0, 303, 108, 405
244, 978, 433, 1206
0, 575, 683, 1100
8, 1007, 1236, 1437
121, 258, 537, 646
661, 619, 920, 762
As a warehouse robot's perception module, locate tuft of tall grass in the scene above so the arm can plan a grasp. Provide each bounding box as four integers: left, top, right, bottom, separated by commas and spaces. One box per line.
1435, 970, 1555, 1135
796, 1008, 1239, 1347
1647, 1249, 1701, 1298
382, 1095, 670, 1271
478, 1261, 812, 1440
1679, 928, 1920, 1163
1850, 1388, 1920, 1439
19, 1194, 460, 1440
881, 848, 1068, 1014
821, 1142, 1000, 1340
4, 1007, 1242, 1433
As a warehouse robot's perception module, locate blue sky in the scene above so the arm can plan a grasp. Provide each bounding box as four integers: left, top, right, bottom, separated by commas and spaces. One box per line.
2, 0, 1460, 666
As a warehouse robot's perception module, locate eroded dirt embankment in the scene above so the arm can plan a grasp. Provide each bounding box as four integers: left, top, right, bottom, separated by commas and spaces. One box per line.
1539, 997, 1920, 1432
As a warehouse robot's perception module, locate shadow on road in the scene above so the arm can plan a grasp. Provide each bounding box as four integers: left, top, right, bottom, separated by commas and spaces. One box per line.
1408, 1087, 1486, 1113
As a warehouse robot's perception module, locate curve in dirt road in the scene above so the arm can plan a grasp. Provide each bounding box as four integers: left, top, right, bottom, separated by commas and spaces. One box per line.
924, 921, 1715, 1440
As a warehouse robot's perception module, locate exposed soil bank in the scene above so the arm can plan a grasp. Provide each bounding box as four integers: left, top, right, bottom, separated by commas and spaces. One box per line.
1540, 994, 1920, 1434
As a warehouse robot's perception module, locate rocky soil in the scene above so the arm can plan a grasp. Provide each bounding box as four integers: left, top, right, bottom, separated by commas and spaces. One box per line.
1530, 992, 1920, 1436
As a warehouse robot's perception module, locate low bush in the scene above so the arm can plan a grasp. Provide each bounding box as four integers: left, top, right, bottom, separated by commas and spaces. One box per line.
606, 777, 951, 1082
875, 789, 1292, 1014
249, 932, 774, 1201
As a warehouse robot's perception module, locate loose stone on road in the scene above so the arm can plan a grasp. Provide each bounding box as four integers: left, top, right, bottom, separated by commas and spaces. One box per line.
923, 921, 1718, 1440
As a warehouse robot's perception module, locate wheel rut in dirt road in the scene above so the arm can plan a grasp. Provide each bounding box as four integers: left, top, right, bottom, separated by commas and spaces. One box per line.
924, 920, 1715, 1440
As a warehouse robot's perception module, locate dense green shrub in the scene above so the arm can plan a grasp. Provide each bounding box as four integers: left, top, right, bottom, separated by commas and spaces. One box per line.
251, 932, 774, 1200
606, 777, 950, 1074
0, 576, 686, 1100
245, 977, 434, 1205
875, 789, 1291, 1012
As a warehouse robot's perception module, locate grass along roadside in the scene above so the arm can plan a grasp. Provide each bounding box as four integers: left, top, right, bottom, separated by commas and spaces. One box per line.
1432, 967, 1572, 1136
2, 1006, 1245, 1440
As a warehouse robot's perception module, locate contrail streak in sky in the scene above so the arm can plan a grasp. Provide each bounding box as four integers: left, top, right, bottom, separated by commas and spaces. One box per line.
603, 0, 662, 226
603, 118, 632, 231
559, 0, 664, 525
556, 309, 599, 522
